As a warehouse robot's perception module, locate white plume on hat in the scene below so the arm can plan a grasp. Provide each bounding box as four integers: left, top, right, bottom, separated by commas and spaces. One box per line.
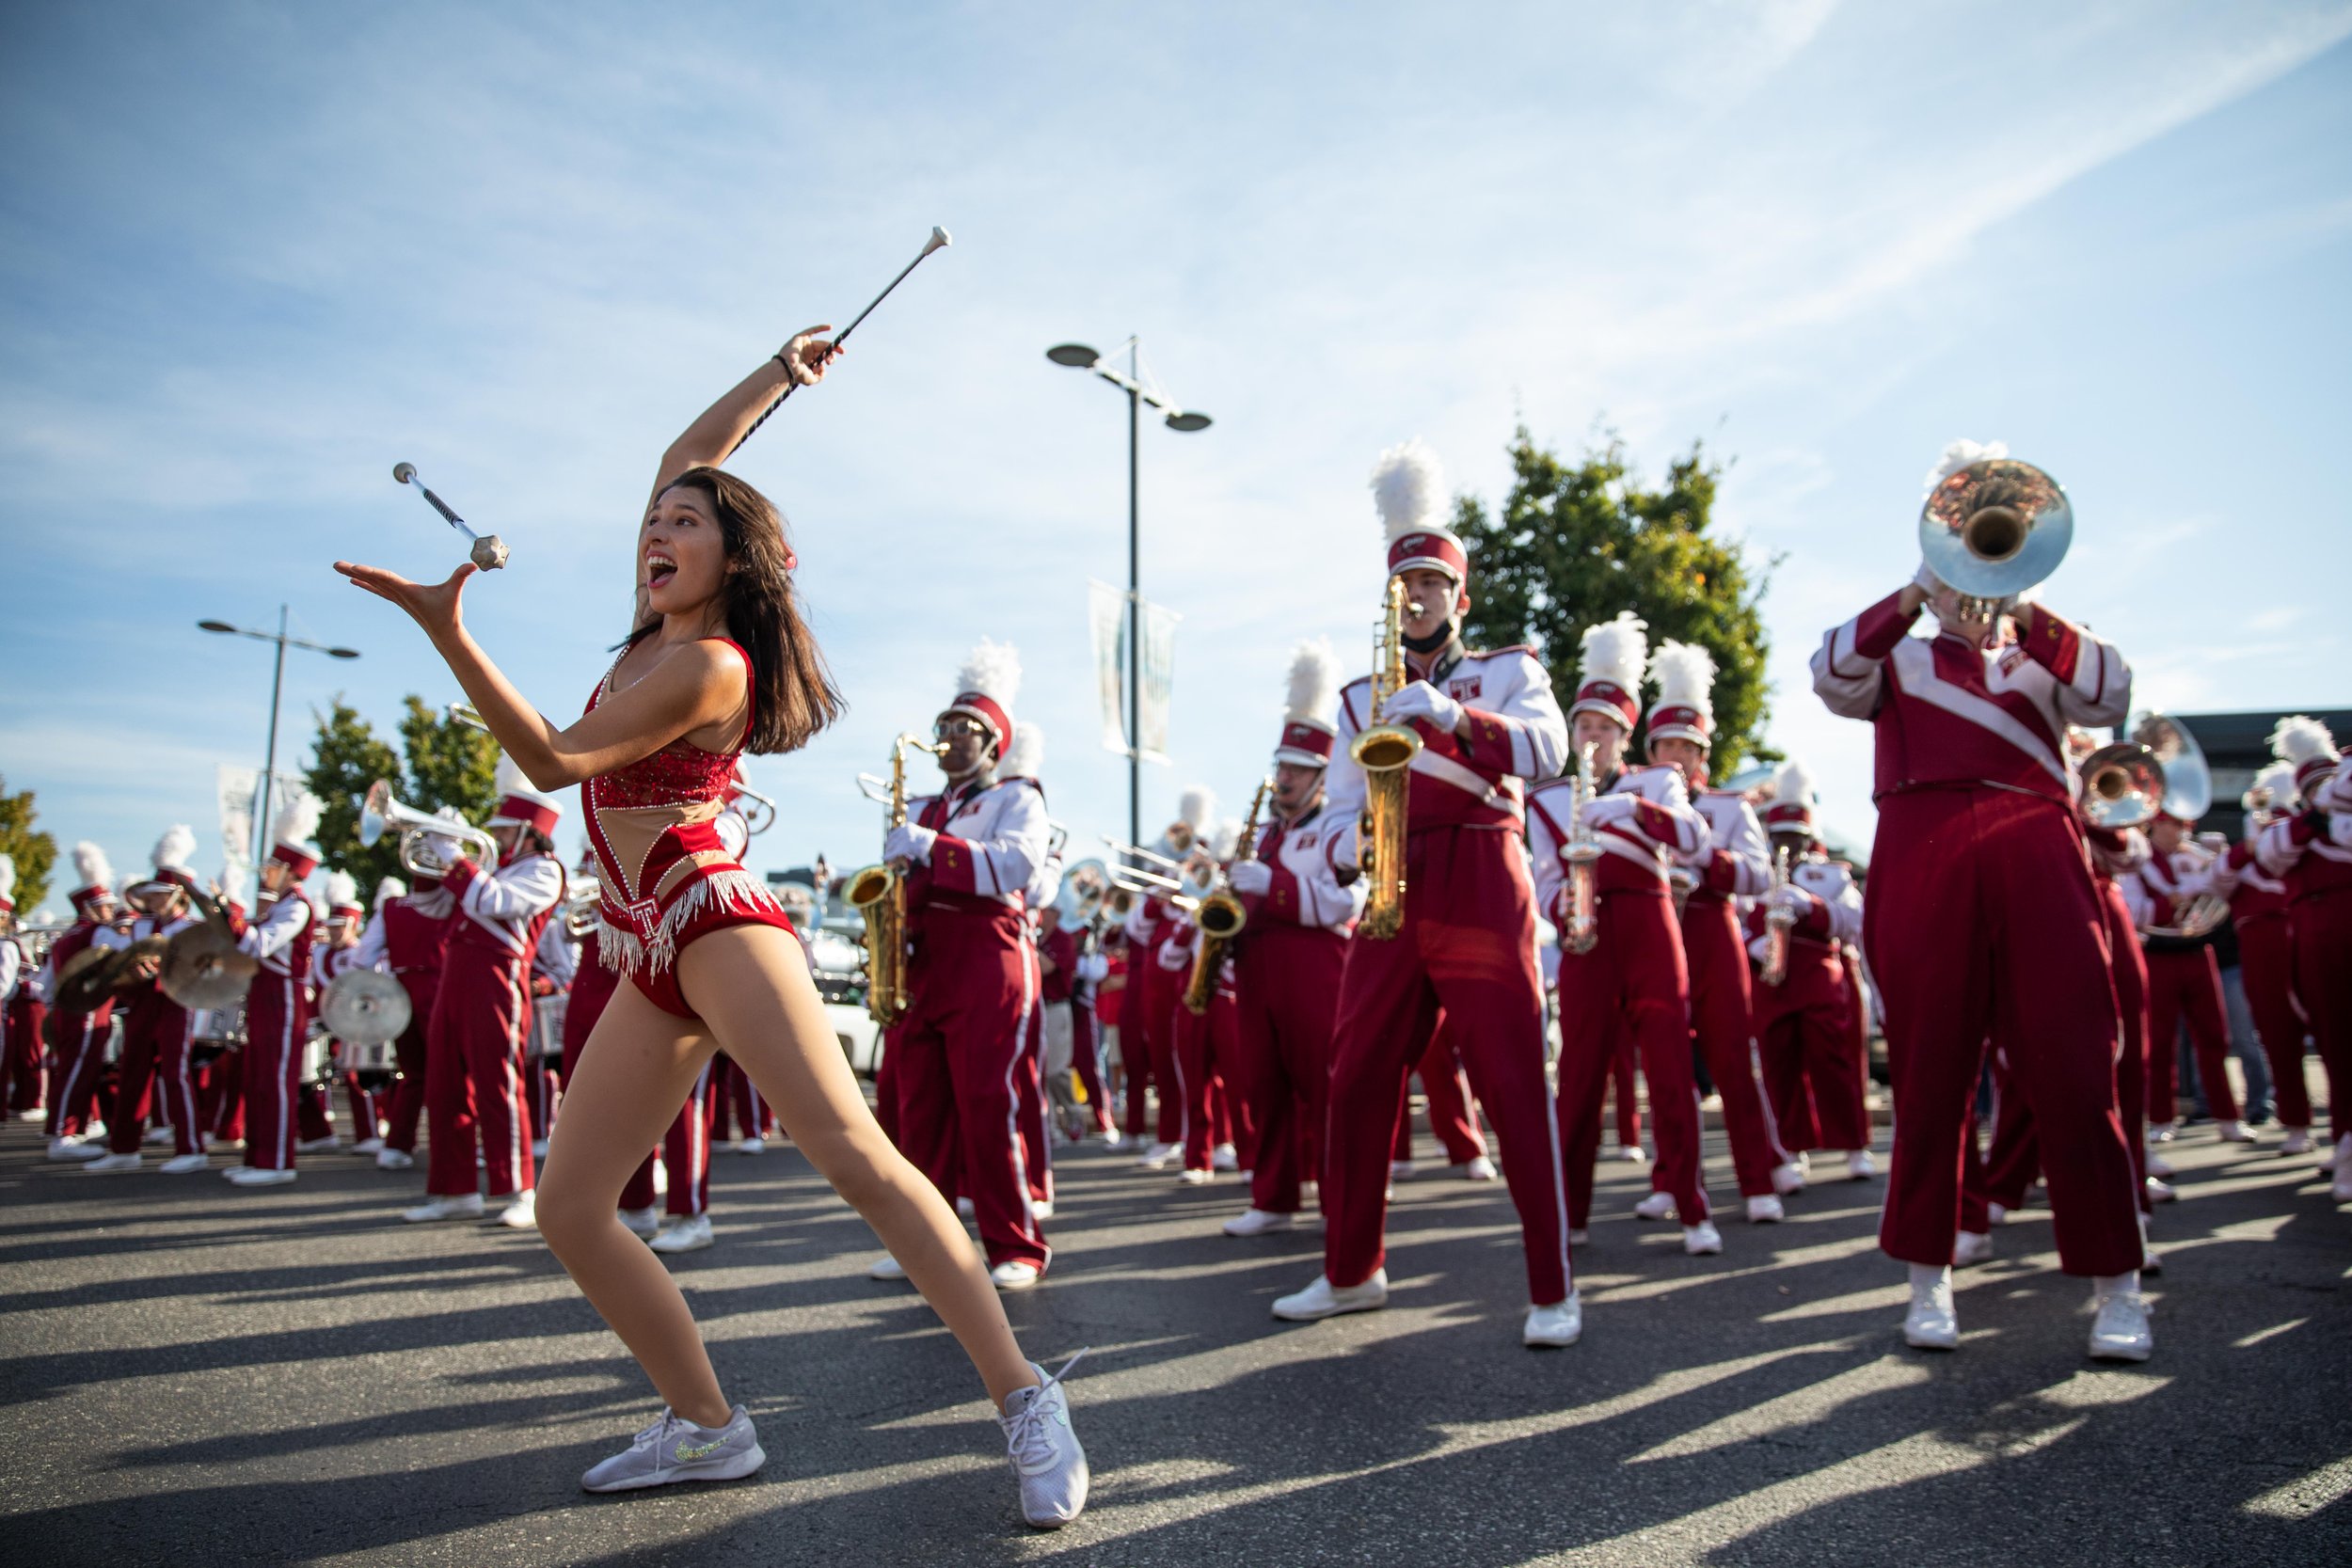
1922, 437, 2009, 498
1210, 817, 1245, 861
324, 869, 359, 910
493, 753, 532, 799
151, 824, 198, 879
72, 840, 115, 892
1001, 721, 1044, 781
1371, 439, 1447, 541
374, 876, 407, 908
272, 791, 323, 852
1647, 641, 1716, 712
953, 638, 1023, 707
1283, 638, 1343, 726
0, 853, 15, 903
1774, 759, 1818, 809
1579, 611, 1649, 694
1177, 785, 1216, 832
2269, 714, 2338, 768
2249, 761, 2299, 813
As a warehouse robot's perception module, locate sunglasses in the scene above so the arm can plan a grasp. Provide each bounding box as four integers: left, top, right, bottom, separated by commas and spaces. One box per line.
934, 718, 991, 740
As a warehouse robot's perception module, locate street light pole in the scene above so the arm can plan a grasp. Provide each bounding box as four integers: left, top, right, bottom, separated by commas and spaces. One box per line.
199, 609, 360, 898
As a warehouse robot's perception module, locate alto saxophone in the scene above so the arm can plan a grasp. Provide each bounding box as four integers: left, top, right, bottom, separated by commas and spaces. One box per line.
1353, 578, 1423, 940
1561, 741, 1601, 955
1184, 777, 1269, 1015
845, 733, 945, 1024
1760, 846, 1795, 987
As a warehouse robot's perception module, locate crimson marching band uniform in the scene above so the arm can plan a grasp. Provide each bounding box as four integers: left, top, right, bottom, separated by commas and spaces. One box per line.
0, 853, 42, 1120
352, 872, 451, 1166
235, 800, 322, 1179
42, 843, 120, 1154
2212, 763, 2312, 1140
1746, 770, 1871, 1160
2254, 719, 2352, 1178
2122, 834, 2242, 1131
1121, 786, 1216, 1162
97, 831, 205, 1164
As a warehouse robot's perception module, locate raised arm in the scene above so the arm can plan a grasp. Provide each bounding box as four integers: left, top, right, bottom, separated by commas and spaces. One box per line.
647, 327, 841, 514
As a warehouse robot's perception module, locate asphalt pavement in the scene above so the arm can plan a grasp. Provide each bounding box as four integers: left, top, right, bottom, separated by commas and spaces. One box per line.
2, 1101, 2347, 1567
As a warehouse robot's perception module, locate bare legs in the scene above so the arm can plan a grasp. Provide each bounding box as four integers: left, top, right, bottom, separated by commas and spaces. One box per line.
534, 927, 1040, 1426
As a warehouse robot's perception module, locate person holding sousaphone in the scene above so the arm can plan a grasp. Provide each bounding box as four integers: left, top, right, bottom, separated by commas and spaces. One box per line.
1812, 438, 2150, 1362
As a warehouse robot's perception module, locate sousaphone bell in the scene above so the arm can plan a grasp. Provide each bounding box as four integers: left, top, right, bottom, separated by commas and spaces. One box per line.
2131, 711, 2212, 822
2076, 742, 2165, 832
1918, 456, 2074, 621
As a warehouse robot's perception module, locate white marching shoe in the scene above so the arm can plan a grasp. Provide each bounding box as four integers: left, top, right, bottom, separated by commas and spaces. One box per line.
1453, 1155, 1500, 1181
227, 1165, 296, 1186
2139, 1217, 2163, 1276
159, 1152, 208, 1175
867, 1254, 909, 1281
47, 1135, 106, 1162
2146, 1151, 2175, 1177
2089, 1282, 2154, 1362
1389, 1159, 1417, 1180
2322, 1134, 2349, 1173
1223, 1208, 1294, 1236
1986, 1202, 2010, 1227
649, 1212, 713, 1253
353, 1137, 385, 1155
1568, 1227, 1589, 1246
1903, 1267, 1960, 1351
1845, 1149, 1879, 1180
2148, 1121, 2177, 1144
1631, 1190, 1677, 1221
2216, 1119, 2257, 1144
144, 1124, 172, 1145
402, 1193, 485, 1223
1952, 1229, 1994, 1267
2145, 1176, 2177, 1204
738, 1137, 767, 1155
1211, 1143, 1239, 1172
1613, 1144, 1649, 1164
1031, 1200, 1055, 1221
990, 1259, 1043, 1291
295, 1136, 342, 1154
497, 1192, 538, 1229
85, 1151, 142, 1172
1745, 1195, 1785, 1224
1770, 1161, 1806, 1196
1096, 1129, 1124, 1148
619, 1205, 662, 1238
1134, 1142, 1177, 1170
1523, 1294, 1582, 1347
2277, 1127, 2313, 1156
1176, 1167, 1213, 1186
374, 1147, 415, 1170
1683, 1222, 1724, 1256
1272, 1268, 1389, 1322
2333, 1161, 2352, 1206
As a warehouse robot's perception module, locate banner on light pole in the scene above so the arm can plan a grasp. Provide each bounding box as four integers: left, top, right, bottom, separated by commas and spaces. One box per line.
1136, 598, 1180, 766
1086, 578, 1179, 766
1086, 578, 1127, 756
218, 764, 307, 874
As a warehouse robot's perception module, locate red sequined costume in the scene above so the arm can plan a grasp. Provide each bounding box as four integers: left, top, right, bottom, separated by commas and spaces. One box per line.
581, 639, 794, 1019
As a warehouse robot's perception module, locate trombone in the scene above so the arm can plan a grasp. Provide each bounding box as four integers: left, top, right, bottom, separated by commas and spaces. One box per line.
358, 780, 500, 877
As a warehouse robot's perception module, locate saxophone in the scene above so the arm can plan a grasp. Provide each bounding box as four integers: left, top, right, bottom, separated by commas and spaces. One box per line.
845, 733, 945, 1024
1184, 777, 1269, 1015
1353, 578, 1423, 940
1561, 741, 1601, 955
1760, 846, 1795, 987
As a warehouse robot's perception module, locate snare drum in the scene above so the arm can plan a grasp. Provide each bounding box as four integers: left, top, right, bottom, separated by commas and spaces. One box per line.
529, 992, 569, 1060
300, 1024, 334, 1086
343, 1038, 398, 1076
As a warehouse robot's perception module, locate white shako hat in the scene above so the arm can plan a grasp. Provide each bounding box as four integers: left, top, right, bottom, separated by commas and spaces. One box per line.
1177, 785, 1216, 833
322, 869, 362, 922
134, 825, 201, 896
1645, 640, 1716, 750
1572, 611, 1649, 731
1372, 439, 1467, 583
67, 840, 117, 916
1275, 638, 1343, 768
1209, 816, 1246, 861
1763, 759, 1818, 838
373, 876, 407, 910
1001, 720, 1044, 784
270, 793, 326, 879
943, 638, 1022, 753
487, 755, 564, 838
0, 852, 15, 916
1922, 437, 2009, 499
2247, 761, 2299, 816
2270, 715, 2340, 798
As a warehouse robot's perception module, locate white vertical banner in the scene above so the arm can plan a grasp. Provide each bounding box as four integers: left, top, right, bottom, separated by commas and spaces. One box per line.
1136, 599, 1181, 766
1086, 578, 1129, 755
218, 764, 307, 867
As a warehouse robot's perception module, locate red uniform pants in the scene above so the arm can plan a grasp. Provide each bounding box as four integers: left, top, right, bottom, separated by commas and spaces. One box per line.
205, 1046, 245, 1144
1234, 924, 1344, 1215
1174, 989, 1246, 1174
1127, 942, 1185, 1146
1393, 1030, 1487, 1166
1557, 888, 1707, 1227
1018, 991, 1054, 1200
2103, 880, 2151, 1207
382, 972, 438, 1155
1866, 789, 2139, 1277
2144, 944, 2238, 1124
424, 950, 534, 1198
1610, 1049, 1641, 1150
2291, 888, 2352, 1137
1322, 825, 1571, 1306
45, 1006, 112, 1139
2234, 915, 2311, 1128
240, 975, 310, 1171
1071, 1000, 1115, 1133
4, 996, 45, 1116
894, 910, 1049, 1270
1681, 895, 1790, 1196
1754, 941, 1869, 1155
108, 988, 199, 1156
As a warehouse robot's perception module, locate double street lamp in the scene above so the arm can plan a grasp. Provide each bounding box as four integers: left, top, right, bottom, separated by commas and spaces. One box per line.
1044, 338, 1211, 850
199, 607, 358, 894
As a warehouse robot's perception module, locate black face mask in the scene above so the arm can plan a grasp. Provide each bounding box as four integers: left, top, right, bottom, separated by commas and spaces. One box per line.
1403, 618, 1457, 656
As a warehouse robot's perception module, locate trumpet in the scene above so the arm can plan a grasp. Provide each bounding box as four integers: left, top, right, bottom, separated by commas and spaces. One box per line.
1354, 578, 1423, 941
1184, 778, 1268, 1015
844, 733, 945, 1025
358, 780, 500, 878
1100, 836, 1189, 874
1760, 846, 1795, 987
563, 875, 603, 939
1559, 741, 1601, 956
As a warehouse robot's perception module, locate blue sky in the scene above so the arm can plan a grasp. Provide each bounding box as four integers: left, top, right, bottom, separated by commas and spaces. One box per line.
4, 1, 2348, 913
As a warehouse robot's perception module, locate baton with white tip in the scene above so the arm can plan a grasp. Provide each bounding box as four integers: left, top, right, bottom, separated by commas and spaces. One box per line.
390, 463, 508, 570
726, 225, 952, 458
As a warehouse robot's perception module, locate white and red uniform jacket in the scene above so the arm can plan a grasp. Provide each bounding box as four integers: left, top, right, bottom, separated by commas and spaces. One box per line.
0, 937, 20, 1003
2120, 842, 2223, 935
1526, 763, 1708, 920
352, 884, 454, 978
532, 922, 579, 990
1246, 801, 1365, 934
1683, 788, 1772, 900
1745, 857, 1865, 961
441, 853, 564, 963
1812, 595, 2131, 803
312, 940, 362, 998
908, 775, 1049, 916
239, 892, 315, 978
1326, 645, 1570, 845
2210, 831, 2291, 923
2255, 760, 2352, 898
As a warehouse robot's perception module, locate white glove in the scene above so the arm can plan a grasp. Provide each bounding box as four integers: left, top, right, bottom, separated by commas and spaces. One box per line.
2195, 831, 2229, 854
883, 824, 937, 866
425, 833, 465, 867
1580, 795, 1637, 829
1155, 937, 1192, 972
1380, 679, 1464, 735
1228, 861, 1274, 896
1772, 885, 1817, 916
1075, 952, 1109, 984
1911, 561, 1947, 596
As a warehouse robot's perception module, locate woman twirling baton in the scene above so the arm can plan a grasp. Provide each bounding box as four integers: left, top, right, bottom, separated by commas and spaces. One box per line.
336, 328, 1088, 1528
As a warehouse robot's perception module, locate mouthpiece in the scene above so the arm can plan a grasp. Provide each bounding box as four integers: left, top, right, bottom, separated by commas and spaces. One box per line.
392, 462, 419, 485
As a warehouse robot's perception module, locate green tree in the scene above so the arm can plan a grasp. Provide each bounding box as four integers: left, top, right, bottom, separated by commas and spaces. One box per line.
306, 701, 404, 888
400, 697, 500, 823
0, 776, 58, 915
1454, 427, 1775, 780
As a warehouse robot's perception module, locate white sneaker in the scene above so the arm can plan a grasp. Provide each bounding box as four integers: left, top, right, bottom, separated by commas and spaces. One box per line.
1987, 1202, 2010, 1227
1953, 1230, 1994, 1267
1272, 1269, 1389, 1321
1031, 1200, 1055, 1221
1745, 1195, 1785, 1224
1613, 1144, 1649, 1164
1096, 1129, 1124, 1148
2145, 1177, 2177, 1204
1904, 1272, 1960, 1351
2146, 1151, 2174, 1177
2089, 1288, 2154, 1362
580, 1403, 766, 1494
2216, 1119, 2256, 1144
2333, 1164, 2352, 1205
739, 1137, 767, 1156
402, 1193, 485, 1223
47, 1135, 105, 1162
990, 1259, 1043, 1291
868, 1254, 909, 1281
1794, 1150, 1813, 1175
1389, 1159, 1417, 1180
159, 1152, 208, 1175
1568, 1227, 1589, 1246
1683, 1221, 1724, 1256
497, 1193, 538, 1229
1524, 1294, 1582, 1347
144, 1125, 172, 1145
531, 1139, 550, 1158
650, 1213, 713, 1252
1632, 1190, 1677, 1221
295, 1136, 342, 1154
1135, 1143, 1177, 1170
375, 1147, 415, 1170
2323, 1134, 2349, 1173
1176, 1167, 1212, 1186
956, 1196, 976, 1220
1211, 1143, 1239, 1172
1846, 1149, 1879, 1180
85, 1151, 142, 1172
2149, 1122, 2176, 1144
1770, 1161, 1806, 1196
2279, 1128, 2313, 1156
353, 1137, 385, 1155
1453, 1156, 1500, 1181
999, 1354, 1089, 1529
227, 1166, 296, 1186
1223, 1208, 1295, 1237
618, 1205, 661, 1238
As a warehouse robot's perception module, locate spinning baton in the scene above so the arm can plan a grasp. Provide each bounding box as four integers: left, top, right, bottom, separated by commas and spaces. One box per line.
726, 225, 953, 459
390, 463, 509, 570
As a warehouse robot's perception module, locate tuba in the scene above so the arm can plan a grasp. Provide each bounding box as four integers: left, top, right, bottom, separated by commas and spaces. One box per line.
1760, 846, 1796, 987
2077, 741, 2165, 832
1559, 742, 1601, 955
1353, 578, 1423, 940
1917, 456, 2074, 622
1184, 779, 1269, 1015
2131, 712, 2211, 821
844, 734, 944, 1024
358, 781, 500, 877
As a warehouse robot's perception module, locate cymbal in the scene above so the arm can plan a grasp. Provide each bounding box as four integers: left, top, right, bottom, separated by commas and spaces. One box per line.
159, 923, 259, 1011
320, 968, 411, 1047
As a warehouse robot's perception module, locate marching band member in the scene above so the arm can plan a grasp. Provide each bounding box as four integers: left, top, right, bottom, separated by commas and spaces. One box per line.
350, 869, 448, 1170
1070, 913, 1119, 1144
2211, 762, 2314, 1155
2254, 717, 2351, 1199
1647, 640, 1804, 1220
199, 834, 253, 1151
87, 828, 208, 1173
1272, 440, 1575, 1347
1392, 1029, 1494, 1180
873, 641, 1054, 1289
230, 796, 323, 1186
1535, 612, 1720, 1257
403, 759, 564, 1228
1811, 438, 2147, 1361
2125, 807, 2249, 1142
42, 842, 119, 1160
1164, 821, 1248, 1184
1223, 640, 1366, 1235
0, 855, 43, 1122
1001, 721, 1058, 1213
1745, 766, 1873, 1180
528, 915, 579, 1157
1124, 786, 1215, 1166
310, 872, 382, 1152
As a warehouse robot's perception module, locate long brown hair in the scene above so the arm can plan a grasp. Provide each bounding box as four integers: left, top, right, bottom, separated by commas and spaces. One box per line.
625, 466, 845, 754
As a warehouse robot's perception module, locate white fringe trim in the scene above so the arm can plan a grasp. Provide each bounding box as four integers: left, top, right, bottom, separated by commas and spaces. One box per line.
597, 869, 787, 976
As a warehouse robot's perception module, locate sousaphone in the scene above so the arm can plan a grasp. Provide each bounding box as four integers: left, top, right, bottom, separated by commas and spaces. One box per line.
1917, 456, 2074, 620
2131, 712, 2212, 822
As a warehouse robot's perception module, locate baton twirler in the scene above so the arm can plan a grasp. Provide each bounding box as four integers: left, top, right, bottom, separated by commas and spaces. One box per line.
390, 463, 508, 570
726, 225, 952, 459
